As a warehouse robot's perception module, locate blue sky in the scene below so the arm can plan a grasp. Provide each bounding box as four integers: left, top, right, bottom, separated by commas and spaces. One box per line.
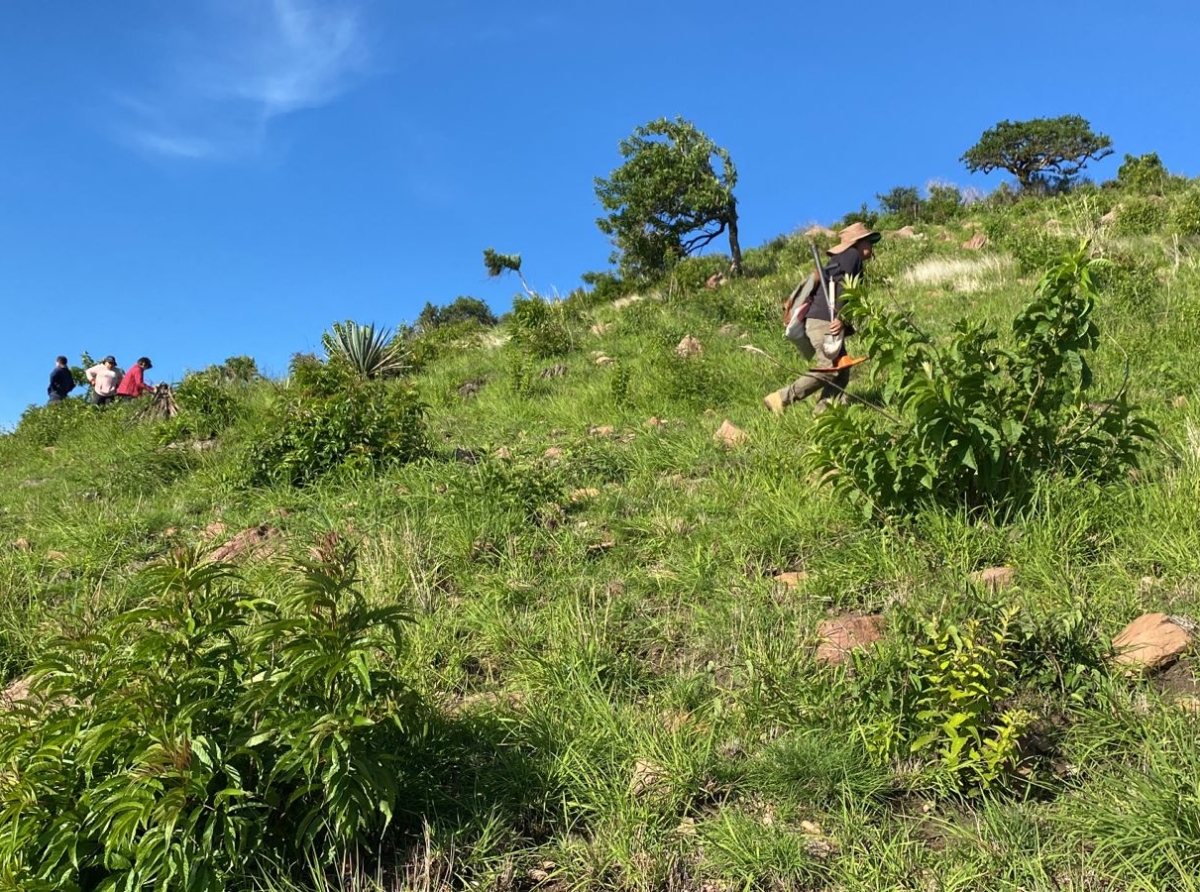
1, 0, 1195, 428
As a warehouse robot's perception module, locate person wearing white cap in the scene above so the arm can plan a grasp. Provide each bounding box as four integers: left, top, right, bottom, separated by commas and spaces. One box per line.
764, 222, 881, 415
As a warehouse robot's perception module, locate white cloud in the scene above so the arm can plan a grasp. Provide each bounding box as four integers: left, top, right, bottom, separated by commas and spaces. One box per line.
118, 0, 370, 160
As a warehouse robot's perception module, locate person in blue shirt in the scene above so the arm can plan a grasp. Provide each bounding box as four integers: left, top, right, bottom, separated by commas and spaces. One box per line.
47, 356, 76, 403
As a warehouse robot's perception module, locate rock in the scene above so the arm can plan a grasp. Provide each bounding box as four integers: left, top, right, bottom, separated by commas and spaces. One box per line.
570, 488, 601, 503
703, 408, 716, 418
588, 425, 615, 438
644, 416, 666, 429
894, 225, 917, 238
1101, 208, 1119, 225
208, 525, 280, 564
718, 323, 739, 337
201, 521, 227, 541
772, 571, 809, 590
815, 615, 885, 667
630, 758, 668, 797
962, 232, 988, 250
44, 551, 67, 562
1176, 696, 1200, 714
713, 419, 747, 448
612, 295, 644, 310
1, 677, 32, 710
14, 538, 31, 552
191, 439, 218, 452
705, 272, 727, 290
494, 446, 512, 460
590, 322, 610, 336
542, 447, 564, 461
1172, 395, 1189, 409
457, 380, 483, 399
1139, 576, 1162, 595
163, 527, 178, 538
675, 335, 704, 358
970, 566, 1015, 592
804, 225, 835, 239
594, 355, 614, 366
1113, 613, 1194, 672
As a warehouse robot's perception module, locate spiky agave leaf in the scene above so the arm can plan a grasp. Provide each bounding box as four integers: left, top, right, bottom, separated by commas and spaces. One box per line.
322, 321, 408, 380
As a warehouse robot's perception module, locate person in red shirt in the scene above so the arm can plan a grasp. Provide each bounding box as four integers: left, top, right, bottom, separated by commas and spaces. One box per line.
117, 357, 154, 400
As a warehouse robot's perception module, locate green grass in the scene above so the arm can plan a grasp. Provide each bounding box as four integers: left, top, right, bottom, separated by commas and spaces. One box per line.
2, 185, 1200, 889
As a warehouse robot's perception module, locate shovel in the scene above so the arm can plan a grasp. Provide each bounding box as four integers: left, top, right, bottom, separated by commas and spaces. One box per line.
809, 242, 844, 361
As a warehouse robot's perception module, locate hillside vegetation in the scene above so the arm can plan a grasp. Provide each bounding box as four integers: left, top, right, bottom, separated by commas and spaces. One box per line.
2, 176, 1200, 891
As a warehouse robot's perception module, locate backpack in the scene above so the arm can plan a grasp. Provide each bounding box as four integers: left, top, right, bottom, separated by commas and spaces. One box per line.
782, 270, 818, 345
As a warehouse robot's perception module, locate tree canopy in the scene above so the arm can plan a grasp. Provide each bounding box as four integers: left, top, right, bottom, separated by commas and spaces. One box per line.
417, 296, 498, 331
594, 117, 742, 281
961, 116, 1113, 192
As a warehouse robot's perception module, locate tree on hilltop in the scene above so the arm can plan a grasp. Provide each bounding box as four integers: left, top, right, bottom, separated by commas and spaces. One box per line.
961, 115, 1113, 192
594, 117, 742, 281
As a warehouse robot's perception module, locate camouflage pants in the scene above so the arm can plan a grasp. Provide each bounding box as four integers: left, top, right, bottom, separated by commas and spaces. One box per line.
780, 318, 849, 408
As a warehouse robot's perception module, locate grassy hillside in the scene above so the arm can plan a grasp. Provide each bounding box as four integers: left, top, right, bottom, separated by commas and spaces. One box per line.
2, 181, 1200, 890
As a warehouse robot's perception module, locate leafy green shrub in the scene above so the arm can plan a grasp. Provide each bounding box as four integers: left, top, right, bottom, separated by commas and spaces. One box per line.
417, 296, 497, 331
1116, 151, 1171, 194
0, 544, 416, 890
245, 380, 426, 487
810, 246, 1156, 518
986, 216, 1075, 274
1169, 187, 1200, 236
510, 294, 575, 359
164, 372, 246, 440
650, 344, 736, 411
1112, 197, 1168, 236
10, 397, 92, 448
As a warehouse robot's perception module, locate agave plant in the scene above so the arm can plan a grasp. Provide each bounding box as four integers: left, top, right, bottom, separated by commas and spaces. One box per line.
321, 321, 408, 380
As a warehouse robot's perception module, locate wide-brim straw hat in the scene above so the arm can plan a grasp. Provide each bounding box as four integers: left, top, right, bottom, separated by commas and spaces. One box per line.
828, 222, 882, 255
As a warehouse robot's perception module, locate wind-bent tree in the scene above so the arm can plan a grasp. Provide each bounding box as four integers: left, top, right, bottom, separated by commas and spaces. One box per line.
961, 116, 1113, 192
594, 117, 742, 280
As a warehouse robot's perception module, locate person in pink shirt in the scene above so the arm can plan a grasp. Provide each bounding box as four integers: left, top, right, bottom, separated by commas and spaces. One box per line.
117, 357, 154, 401
86, 355, 121, 406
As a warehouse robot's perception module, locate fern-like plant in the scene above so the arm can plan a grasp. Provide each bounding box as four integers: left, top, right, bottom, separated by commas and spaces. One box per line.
322, 320, 408, 380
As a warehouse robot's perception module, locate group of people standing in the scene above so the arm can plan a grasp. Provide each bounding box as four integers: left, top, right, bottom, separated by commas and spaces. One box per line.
47, 355, 155, 406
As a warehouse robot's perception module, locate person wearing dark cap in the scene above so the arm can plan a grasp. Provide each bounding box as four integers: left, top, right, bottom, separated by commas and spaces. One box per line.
47, 356, 76, 403
763, 221, 882, 415
117, 357, 154, 401
86, 356, 121, 406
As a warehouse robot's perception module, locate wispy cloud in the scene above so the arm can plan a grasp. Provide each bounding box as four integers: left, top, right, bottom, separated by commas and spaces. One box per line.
118, 0, 371, 161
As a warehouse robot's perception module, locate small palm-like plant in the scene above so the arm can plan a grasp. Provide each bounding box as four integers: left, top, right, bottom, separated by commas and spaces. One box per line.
322, 321, 408, 379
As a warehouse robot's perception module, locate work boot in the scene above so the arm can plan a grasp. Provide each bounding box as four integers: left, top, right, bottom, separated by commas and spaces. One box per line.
762, 390, 785, 416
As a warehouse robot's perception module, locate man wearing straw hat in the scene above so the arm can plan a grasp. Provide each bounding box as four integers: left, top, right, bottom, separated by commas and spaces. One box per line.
763, 221, 881, 415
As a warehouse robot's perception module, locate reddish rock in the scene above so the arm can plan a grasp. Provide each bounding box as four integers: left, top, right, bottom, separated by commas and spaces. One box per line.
208, 525, 280, 564
1113, 613, 1194, 672
816, 615, 885, 667
542, 447, 564, 460
772, 571, 809, 590
588, 425, 615, 438
713, 419, 747, 447
705, 272, 727, 290
644, 416, 666, 429
970, 566, 1014, 592
14, 538, 31, 552
962, 232, 988, 250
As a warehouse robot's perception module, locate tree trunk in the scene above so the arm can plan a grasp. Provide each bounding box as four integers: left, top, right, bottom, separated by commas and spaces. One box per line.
727, 206, 743, 276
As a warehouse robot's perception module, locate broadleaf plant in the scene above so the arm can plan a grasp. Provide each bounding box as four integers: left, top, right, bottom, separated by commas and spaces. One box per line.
809, 244, 1156, 518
